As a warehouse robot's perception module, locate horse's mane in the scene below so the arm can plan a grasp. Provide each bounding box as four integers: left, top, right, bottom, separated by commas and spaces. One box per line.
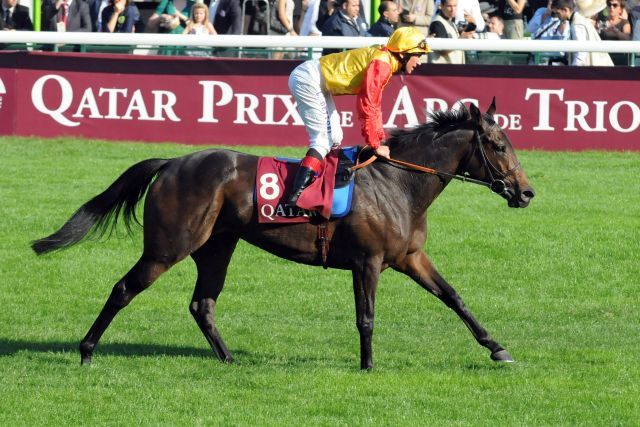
386, 108, 472, 149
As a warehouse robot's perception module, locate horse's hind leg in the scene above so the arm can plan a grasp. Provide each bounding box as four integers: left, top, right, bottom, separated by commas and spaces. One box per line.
396, 251, 513, 362
189, 233, 239, 363
79, 258, 170, 365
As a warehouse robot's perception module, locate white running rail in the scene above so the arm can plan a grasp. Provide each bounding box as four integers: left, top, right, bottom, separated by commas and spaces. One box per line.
0, 32, 639, 53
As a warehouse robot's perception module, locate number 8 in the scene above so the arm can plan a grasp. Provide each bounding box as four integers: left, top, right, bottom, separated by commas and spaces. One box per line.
259, 173, 280, 200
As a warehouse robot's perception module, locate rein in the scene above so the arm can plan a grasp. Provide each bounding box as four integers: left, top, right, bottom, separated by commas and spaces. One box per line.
349, 131, 522, 195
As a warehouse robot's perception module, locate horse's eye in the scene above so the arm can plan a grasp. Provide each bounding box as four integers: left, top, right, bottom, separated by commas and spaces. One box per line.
494, 144, 506, 153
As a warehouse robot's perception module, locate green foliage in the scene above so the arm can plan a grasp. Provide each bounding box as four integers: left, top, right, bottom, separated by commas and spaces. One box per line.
1, 137, 639, 425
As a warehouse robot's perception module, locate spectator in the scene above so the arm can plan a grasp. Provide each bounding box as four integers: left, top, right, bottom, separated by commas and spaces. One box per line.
1, 0, 33, 30
435, 0, 485, 32
183, 2, 216, 34
397, 0, 435, 36
292, 0, 306, 32
479, 1, 497, 24
497, 0, 527, 38
429, 0, 475, 64
182, 2, 216, 56
271, 0, 298, 59
300, 0, 334, 36
551, 0, 614, 65
147, 0, 194, 34
474, 13, 502, 38
527, 0, 570, 64
487, 14, 505, 35
596, 0, 631, 64
275, 0, 297, 34
320, 0, 368, 55
42, 0, 92, 32
211, 0, 242, 34
301, 0, 365, 35
101, 0, 142, 32
369, 0, 400, 36
596, 0, 631, 39
209, 0, 241, 56
525, 0, 550, 21
88, 0, 109, 31
300, 0, 321, 35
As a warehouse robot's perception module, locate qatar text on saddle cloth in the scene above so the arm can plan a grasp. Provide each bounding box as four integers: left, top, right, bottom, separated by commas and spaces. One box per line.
255, 152, 339, 223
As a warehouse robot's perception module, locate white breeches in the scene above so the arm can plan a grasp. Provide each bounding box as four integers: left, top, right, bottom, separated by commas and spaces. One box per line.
288, 60, 343, 158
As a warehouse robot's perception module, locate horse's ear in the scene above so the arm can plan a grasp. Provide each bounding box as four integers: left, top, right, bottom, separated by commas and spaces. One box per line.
486, 97, 496, 117
469, 102, 482, 124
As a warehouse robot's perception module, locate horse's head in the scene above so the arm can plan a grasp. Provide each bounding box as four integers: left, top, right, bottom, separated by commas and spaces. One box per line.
467, 98, 535, 208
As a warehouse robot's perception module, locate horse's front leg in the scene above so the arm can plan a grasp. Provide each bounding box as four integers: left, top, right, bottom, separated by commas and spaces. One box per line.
396, 251, 513, 363
351, 256, 382, 370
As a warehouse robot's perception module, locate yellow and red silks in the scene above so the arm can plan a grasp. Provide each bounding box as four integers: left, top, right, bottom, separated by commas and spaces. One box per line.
319, 46, 401, 149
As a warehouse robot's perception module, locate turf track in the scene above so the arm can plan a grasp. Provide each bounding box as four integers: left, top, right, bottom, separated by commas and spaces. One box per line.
1, 137, 639, 425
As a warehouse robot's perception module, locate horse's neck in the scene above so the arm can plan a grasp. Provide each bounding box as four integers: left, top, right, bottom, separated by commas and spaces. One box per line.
387, 129, 472, 212
392, 129, 471, 174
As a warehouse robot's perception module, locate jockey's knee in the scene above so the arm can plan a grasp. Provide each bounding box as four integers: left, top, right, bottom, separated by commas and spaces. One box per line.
309, 141, 330, 158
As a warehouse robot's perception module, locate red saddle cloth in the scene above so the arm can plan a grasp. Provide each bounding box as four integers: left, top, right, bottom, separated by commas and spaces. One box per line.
256, 151, 339, 223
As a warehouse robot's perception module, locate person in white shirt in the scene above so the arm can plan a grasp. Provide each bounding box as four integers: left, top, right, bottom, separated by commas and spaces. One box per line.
551, 0, 614, 65
528, 0, 570, 64
300, 0, 322, 35
434, 0, 485, 31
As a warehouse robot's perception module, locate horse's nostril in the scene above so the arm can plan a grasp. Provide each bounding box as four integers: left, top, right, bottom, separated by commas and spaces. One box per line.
522, 189, 535, 199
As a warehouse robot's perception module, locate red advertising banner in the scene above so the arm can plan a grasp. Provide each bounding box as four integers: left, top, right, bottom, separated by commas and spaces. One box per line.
0, 67, 15, 136
1, 51, 639, 150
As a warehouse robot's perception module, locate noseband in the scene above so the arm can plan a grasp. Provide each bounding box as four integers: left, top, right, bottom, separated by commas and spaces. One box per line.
468, 129, 521, 195
351, 128, 520, 196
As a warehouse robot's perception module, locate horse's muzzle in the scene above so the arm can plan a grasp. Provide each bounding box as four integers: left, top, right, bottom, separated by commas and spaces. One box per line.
506, 186, 535, 208
491, 180, 535, 208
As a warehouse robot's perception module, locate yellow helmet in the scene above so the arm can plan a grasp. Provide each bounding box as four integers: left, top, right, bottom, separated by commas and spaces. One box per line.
386, 27, 431, 54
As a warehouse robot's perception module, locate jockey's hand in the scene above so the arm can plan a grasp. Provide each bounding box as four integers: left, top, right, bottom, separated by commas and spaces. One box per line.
374, 145, 390, 159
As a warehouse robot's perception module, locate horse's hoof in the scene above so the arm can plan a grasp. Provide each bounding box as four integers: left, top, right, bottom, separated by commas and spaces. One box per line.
79, 342, 95, 365
491, 349, 514, 363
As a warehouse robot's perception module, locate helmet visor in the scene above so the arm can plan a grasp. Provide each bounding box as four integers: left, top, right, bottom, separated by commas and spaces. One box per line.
405, 40, 431, 54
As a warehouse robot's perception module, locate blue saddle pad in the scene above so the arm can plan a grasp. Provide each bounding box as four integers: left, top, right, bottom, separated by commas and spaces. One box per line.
331, 146, 357, 218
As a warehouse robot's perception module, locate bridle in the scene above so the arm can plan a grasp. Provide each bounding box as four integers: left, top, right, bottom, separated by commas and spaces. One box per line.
350, 128, 521, 196
464, 129, 522, 195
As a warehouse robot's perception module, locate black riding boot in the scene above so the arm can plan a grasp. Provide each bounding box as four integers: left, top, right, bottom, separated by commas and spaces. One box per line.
286, 166, 315, 206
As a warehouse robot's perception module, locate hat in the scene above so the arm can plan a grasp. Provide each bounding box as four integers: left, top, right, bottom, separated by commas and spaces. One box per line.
387, 27, 432, 54
575, 0, 607, 16
479, 1, 497, 14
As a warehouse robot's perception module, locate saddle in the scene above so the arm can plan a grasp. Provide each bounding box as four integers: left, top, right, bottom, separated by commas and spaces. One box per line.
255, 147, 359, 224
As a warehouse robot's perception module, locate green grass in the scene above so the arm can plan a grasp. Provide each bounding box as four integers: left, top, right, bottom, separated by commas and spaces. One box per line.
1, 136, 639, 425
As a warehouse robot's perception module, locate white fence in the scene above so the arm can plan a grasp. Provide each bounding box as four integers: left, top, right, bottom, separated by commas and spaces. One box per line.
0, 31, 639, 54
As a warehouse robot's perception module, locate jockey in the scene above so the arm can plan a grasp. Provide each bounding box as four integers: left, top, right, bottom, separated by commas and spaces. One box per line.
286, 26, 431, 206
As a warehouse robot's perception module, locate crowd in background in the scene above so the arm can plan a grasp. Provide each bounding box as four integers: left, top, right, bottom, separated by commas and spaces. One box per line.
0, 0, 638, 64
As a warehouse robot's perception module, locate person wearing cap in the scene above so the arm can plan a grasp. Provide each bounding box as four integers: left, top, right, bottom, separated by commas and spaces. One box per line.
285, 26, 430, 206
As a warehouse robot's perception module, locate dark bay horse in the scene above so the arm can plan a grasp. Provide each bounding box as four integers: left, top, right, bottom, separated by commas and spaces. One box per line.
32, 100, 535, 369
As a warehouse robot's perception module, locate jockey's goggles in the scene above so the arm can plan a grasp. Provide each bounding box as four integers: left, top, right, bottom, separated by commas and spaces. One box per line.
404, 41, 431, 54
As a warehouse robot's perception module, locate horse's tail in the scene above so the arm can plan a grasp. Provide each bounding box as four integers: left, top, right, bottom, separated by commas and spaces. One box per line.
31, 158, 170, 255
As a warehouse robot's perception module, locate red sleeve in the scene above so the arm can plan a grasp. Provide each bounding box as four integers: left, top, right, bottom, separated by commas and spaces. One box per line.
356, 59, 393, 149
